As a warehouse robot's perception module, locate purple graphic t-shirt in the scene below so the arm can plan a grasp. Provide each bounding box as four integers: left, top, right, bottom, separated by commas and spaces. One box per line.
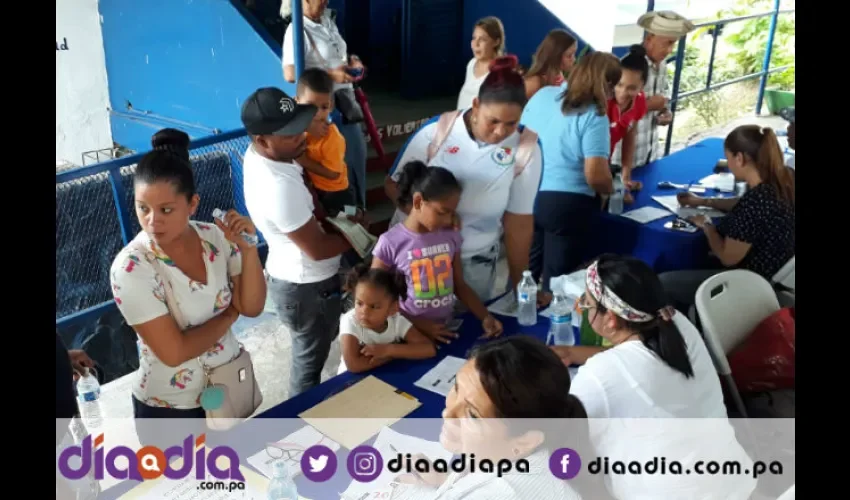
372, 224, 462, 323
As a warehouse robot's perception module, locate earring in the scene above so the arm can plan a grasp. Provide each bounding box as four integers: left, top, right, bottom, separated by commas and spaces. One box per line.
512, 447, 520, 457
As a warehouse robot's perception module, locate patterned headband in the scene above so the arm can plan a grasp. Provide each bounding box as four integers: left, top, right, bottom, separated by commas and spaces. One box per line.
585, 261, 672, 323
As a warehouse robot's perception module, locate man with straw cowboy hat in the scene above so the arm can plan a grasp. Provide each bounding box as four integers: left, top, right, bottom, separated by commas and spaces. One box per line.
612, 10, 695, 173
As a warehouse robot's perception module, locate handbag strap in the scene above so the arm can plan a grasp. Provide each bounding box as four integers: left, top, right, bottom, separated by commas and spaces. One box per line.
132, 240, 211, 378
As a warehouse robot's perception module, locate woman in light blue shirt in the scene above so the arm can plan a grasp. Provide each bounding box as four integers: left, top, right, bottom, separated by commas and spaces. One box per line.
520, 52, 621, 290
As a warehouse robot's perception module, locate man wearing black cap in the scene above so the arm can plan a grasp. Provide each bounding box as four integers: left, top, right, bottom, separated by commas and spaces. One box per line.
241, 87, 352, 397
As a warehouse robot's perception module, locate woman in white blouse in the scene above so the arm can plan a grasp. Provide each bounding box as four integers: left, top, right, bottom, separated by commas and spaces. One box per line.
555, 254, 757, 500
457, 16, 505, 110
396, 336, 610, 500
281, 0, 368, 208
110, 129, 266, 441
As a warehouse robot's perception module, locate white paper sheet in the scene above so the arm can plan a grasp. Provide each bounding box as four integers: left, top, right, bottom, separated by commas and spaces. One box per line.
487, 292, 518, 317
619, 206, 673, 224
652, 195, 726, 219
246, 425, 341, 480
340, 427, 452, 500
413, 356, 466, 397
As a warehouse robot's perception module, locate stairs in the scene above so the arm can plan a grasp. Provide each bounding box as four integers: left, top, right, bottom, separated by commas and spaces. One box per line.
360, 91, 457, 236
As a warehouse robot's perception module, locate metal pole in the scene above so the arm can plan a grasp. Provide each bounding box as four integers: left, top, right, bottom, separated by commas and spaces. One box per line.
755, 0, 780, 115
706, 25, 721, 89
664, 38, 687, 157
292, 0, 305, 81
646, 0, 655, 12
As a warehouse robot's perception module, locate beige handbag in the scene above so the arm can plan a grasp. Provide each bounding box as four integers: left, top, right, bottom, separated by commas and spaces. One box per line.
138, 242, 263, 431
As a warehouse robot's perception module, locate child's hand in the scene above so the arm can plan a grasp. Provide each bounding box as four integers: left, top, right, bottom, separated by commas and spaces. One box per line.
480, 315, 503, 338
413, 319, 458, 345
361, 344, 392, 363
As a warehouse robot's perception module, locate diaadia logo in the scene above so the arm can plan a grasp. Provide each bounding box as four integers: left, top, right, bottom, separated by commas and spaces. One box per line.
57, 434, 245, 482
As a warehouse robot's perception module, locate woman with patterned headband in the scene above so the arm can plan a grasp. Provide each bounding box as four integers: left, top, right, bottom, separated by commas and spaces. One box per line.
554, 254, 756, 499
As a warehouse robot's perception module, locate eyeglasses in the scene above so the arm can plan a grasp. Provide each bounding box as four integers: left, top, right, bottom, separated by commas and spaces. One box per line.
266, 436, 335, 461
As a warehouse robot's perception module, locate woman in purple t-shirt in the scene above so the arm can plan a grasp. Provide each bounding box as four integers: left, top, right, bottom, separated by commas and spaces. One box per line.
372, 161, 503, 344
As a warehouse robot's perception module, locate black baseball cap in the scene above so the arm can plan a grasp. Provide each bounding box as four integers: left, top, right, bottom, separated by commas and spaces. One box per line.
241, 87, 317, 136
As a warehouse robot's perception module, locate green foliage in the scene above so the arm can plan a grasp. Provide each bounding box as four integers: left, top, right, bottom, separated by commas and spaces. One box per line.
719, 0, 795, 90
668, 0, 795, 129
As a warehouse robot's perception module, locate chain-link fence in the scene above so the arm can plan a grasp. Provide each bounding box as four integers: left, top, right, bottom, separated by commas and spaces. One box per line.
56, 130, 254, 321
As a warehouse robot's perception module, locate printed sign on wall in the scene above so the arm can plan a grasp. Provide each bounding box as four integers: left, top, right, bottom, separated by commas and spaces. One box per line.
56, 0, 112, 166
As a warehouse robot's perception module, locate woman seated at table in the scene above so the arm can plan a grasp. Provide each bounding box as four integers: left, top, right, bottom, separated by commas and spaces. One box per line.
520, 52, 621, 290
338, 264, 436, 373
555, 254, 756, 499
608, 45, 650, 197
658, 125, 795, 312
398, 336, 608, 499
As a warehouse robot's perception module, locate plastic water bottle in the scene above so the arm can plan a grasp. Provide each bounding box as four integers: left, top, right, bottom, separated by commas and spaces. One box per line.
212, 208, 259, 246
76, 368, 103, 430
267, 460, 298, 500
547, 293, 575, 346
608, 174, 625, 215
517, 271, 538, 326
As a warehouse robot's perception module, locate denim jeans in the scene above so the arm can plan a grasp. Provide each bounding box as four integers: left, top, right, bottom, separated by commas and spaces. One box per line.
332, 113, 367, 208
267, 274, 342, 397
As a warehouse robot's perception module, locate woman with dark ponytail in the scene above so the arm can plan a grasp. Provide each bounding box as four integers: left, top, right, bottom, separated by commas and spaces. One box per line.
109, 128, 266, 442
659, 125, 795, 312
385, 55, 543, 304
563, 254, 756, 499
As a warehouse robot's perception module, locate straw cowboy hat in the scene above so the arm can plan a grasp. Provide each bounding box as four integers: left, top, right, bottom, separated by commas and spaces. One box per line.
637, 11, 695, 38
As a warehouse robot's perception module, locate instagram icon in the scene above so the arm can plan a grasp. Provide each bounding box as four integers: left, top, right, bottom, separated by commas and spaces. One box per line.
347, 445, 383, 482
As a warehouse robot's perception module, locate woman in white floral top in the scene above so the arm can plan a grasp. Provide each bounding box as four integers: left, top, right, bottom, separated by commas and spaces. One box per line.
110, 129, 266, 431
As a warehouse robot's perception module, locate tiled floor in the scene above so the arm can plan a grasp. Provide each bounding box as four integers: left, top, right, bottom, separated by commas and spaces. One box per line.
97, 113, 792, 418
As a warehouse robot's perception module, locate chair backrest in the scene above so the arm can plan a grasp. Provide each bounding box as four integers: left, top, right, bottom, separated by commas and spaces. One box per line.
695, 270, 780, 376
772, 256, 795, 291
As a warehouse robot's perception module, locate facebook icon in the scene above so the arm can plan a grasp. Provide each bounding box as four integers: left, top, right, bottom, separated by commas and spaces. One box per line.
549, 448, 581, 479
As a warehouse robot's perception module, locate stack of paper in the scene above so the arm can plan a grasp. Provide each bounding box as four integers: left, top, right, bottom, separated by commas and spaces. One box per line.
652, 195, 726, 219
246, 425, 341, 480
487, 292, 518, 317
619, 206, 672, 224
414, 356, 466, 397
298, 376, 421, 449
340, 427, 451, 500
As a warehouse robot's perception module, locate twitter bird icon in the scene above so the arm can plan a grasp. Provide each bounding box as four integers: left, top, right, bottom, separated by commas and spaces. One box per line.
301, 445, 337, 482
309, 454, 328, 472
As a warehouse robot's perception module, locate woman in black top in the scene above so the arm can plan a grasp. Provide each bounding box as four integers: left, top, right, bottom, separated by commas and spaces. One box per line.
659, 125, 795, 312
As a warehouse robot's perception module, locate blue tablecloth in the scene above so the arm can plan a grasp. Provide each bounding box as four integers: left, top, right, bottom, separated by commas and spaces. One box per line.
584, 138, 727, 273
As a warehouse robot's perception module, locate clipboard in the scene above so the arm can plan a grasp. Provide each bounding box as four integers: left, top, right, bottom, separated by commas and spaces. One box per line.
299, 376, 421, 449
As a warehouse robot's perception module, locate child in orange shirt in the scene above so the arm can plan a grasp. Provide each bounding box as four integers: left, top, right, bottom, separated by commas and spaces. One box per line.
296, 68, 355, 215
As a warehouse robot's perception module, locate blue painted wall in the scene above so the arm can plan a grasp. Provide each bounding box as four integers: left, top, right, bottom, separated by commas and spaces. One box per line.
100, 0, 285, 152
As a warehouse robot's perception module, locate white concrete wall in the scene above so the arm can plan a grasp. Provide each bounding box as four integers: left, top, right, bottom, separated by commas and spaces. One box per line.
56, 0, 112, 167
540, 0, 618, 52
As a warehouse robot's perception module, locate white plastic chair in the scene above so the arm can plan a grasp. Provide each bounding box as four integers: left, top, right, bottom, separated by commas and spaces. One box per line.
772, 256, 795, 308
695, 270, 780, 417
